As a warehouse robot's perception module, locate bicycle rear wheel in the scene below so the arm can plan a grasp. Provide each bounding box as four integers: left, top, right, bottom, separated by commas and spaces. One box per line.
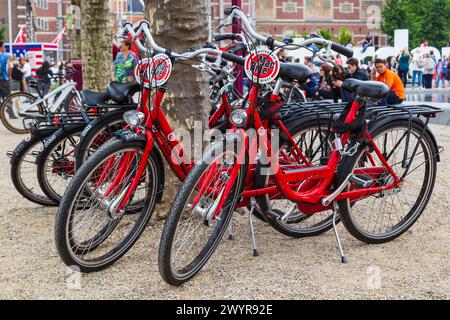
74, 110, 127, 170
159, 138, 246, 286
255, 117, 336, 238
336, 119, 437, 244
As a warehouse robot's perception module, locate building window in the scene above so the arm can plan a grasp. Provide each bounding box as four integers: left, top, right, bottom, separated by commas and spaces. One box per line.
339, 2, 354, 13
255, 0, 275, 20
36, 0, 48, 10
283, 1, 298, 13
37, 18, 48, 31
126, 0, 144, 13
304, 0, 333, 20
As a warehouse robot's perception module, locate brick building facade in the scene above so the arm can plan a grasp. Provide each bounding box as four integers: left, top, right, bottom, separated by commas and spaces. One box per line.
210, 0, 387, 46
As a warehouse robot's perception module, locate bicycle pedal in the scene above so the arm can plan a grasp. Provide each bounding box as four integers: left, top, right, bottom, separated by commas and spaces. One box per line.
349, 174, 374, 188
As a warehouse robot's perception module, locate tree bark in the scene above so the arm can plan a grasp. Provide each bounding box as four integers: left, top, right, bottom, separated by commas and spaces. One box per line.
80, 0, 113, 90
69, 0, 82, 60
144, 1, 210, 217
144, 0, 210, 129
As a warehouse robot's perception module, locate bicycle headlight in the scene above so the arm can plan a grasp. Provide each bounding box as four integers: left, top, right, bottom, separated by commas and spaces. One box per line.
123, 110, 145, 128
230, 109, 247, 127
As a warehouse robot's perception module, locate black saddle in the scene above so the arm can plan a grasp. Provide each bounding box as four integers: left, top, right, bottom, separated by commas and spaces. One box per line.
81, 91, 110, 106
279, 63, 313, 84
81, 81, 140, 107
342, 79, 390, 99
107, 81, 140, 103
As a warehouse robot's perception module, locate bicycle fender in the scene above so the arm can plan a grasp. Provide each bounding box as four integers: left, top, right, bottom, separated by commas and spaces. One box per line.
113, 129, 165, 203
113, 129, 146, 143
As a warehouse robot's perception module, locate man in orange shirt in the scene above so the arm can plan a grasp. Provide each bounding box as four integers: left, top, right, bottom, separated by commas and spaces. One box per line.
371, 58, 405, 105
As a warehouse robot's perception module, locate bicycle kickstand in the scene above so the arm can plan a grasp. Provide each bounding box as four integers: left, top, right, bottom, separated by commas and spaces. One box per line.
248, 197, 259, 257
332, 202, 348, 264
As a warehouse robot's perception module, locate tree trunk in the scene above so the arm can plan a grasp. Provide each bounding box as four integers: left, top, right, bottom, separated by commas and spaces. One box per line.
144, 0, 210, 217
144, 0, 210, 129
69, 0, 82, 60
80, 0, 112, 90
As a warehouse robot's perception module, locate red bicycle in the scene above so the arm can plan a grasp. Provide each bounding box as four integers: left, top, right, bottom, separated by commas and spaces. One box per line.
53, 20, 332, 272
158, 7, 441, 285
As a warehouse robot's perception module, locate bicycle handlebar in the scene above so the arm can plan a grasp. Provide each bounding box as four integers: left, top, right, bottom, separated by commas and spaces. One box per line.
221, 6, 353, 58
213, 33, 240, 42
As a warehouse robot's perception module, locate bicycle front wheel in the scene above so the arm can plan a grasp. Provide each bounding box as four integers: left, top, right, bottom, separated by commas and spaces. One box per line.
54, 138, 161, 272
159, 138, 246, 286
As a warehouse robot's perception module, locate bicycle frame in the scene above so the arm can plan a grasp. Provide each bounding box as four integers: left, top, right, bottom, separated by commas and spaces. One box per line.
98, 81, 236, 212
18, 81, 80, 116
207, 85, 403, 217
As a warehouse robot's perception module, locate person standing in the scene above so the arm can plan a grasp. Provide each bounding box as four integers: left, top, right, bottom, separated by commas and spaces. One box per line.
411, 54, 424, 89
0, 42, 12, 101
397, 48, 410, 86
114, 39, 138, 84
445, 59, 450, 88
437, 56, 448, 88
36, 61, 53, 95
422, 53, 436, 89
435, 59, 443, 88
371, 58, 405, 105
10, 60, 24, 92
20, 57, 32, 91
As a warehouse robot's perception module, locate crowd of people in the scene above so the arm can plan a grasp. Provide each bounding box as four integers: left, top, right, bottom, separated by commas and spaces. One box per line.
284, 54, 405, 105
0, 41, 76, 102
385, 48, 449, 90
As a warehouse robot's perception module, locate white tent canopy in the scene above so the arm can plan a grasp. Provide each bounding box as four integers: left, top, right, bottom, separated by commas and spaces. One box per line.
411, 46, 442, 60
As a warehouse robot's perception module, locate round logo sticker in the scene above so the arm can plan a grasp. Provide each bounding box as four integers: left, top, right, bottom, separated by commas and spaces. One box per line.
244, 47, 280, 85
135, 53, 172, 88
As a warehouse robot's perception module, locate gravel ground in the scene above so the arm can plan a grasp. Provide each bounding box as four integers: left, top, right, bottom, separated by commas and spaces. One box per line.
0, 123, 449, 300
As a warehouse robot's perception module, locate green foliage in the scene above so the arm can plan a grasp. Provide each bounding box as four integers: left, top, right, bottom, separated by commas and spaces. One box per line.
382, 0, 450, 48
318, 29, 333, 40
337, 27, 353, 45
0, 26, 6, 43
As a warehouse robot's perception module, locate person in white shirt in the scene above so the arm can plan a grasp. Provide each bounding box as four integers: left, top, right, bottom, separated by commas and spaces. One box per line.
21, 56, 33, 91
410, 54, 424, 89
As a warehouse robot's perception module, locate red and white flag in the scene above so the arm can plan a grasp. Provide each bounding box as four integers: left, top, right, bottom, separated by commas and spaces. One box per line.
52, 27, 66, 44
14, 26, 26, 43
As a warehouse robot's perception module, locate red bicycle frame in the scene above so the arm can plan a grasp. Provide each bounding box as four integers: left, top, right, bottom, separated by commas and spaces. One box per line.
207, 85, 403, 216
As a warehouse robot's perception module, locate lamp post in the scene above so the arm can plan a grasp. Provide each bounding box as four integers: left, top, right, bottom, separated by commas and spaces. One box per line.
8, 0, 13, 54
231, 0, 243, 95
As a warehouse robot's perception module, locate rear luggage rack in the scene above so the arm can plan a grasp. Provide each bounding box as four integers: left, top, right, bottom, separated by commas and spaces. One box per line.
23, 111, 103, 132
281, 101, 444, 124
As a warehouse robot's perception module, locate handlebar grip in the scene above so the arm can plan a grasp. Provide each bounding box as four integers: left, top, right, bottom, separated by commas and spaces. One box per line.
224, 7, 234, 16
330, 43, 354, 58
221, 52, 245, 66
213, 33, 239, 42
228, 43, 247, 54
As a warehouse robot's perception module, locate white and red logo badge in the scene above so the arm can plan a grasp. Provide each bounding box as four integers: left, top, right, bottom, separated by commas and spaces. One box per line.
135, 53, 172, 88
244, 47, 280, 85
